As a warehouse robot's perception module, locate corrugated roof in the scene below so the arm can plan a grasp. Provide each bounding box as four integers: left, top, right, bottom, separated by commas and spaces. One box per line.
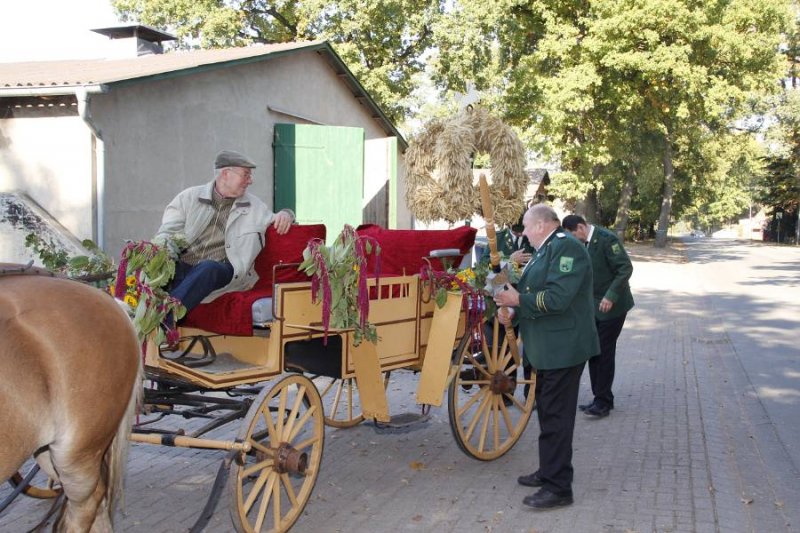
0, 40, 406, 148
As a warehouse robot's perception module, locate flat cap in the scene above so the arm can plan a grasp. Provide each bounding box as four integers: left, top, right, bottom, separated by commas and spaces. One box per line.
215, 150, 257, 169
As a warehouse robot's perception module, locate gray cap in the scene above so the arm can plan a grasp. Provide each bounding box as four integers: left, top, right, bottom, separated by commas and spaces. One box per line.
214, 150, 256, 169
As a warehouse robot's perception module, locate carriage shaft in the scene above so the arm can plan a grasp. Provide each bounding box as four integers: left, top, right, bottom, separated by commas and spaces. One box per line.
130, 432, 252, 452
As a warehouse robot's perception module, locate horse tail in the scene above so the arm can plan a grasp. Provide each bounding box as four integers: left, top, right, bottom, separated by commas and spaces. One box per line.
104, 348, 143, 523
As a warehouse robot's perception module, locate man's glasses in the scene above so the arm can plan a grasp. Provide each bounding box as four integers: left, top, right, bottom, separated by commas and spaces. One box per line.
228, 167, 253, 180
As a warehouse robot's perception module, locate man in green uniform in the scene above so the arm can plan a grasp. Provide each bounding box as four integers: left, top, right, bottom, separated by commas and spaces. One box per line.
562, 215, 634, 418
497, 215, 534, 265
495, 204, 599, 510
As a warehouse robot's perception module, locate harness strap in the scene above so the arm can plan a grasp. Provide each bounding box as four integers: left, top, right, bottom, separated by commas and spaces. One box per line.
0, 464, 40, 515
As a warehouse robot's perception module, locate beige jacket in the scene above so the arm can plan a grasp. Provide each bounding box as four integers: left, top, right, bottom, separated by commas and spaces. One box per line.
155, 180, 291, 303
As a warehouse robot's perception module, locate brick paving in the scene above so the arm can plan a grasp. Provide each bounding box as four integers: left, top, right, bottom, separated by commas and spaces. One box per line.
2, 240, 798, 532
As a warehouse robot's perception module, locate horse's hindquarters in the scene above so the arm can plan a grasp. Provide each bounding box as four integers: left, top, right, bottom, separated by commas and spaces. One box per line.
0, 275, 141, 530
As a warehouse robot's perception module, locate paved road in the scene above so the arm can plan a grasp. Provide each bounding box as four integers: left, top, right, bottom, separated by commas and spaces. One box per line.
2, 238, 799, 532
682, 238, 800, 470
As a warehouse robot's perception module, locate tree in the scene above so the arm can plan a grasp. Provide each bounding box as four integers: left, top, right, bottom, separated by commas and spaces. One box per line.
112, 0, 443, 122
432, 0, 789, 245
760, 2, 800, 243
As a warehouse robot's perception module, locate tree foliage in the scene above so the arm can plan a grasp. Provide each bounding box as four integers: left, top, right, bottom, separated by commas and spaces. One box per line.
433, 0, 789, 244
112, 0, 443, 121
112, 0, 794, 241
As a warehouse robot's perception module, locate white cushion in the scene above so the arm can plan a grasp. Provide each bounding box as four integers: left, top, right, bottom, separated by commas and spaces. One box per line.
252, 297, 274, 324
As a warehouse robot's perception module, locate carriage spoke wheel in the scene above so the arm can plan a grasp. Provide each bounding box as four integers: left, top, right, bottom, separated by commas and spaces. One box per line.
9, 463, 62, 499
310, 373, 390, 428
228, 374, 324, 533
448, 318, 536, 460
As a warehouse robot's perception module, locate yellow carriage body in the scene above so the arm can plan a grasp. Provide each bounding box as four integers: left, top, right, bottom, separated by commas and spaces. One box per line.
144, 274, 467, 421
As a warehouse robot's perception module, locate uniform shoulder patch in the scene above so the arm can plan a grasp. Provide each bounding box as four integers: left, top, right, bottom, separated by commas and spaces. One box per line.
556, 232, 566, 238
611, 243, 621, 255
559, 256, 574, 272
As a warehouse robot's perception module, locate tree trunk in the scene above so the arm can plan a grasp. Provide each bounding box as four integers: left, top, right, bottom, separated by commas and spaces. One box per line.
655, 134, 675, 248
614, 165, 635, 242
576, 165, 604, 223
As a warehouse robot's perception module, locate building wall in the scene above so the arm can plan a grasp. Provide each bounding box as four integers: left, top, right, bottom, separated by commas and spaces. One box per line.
0, 112, 94, 241
91, 49, 408, 257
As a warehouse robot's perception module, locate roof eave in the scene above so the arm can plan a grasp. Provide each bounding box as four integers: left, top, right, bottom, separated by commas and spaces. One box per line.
0, 84, 108, 98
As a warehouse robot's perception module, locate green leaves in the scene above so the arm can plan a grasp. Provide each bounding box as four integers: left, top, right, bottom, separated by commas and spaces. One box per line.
113, 0, 441, 122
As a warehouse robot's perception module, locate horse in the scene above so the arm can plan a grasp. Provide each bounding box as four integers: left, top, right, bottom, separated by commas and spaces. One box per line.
0, 267, 142, 532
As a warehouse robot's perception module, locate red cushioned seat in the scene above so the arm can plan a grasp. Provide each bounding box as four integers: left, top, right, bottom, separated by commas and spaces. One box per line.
181, 224, 326, 336
356, 224, 477, 276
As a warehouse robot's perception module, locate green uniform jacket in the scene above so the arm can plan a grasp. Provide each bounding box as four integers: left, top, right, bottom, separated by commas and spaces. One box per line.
513, 229, 600, 370
587, 225, 634, 321
497, 228, 534, 256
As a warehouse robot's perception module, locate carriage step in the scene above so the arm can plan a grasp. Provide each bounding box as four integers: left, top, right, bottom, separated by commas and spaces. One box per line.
370, 411, 430, 434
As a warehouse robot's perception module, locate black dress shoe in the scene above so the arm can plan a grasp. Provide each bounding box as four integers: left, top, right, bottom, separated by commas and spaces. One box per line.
517, 472, 544, 487
523, 488, 574, 509
584, 403, 610, 417
579, 400, 615, 411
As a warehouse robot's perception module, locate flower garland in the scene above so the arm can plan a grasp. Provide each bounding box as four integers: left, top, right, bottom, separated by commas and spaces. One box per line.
299, 225, 381, 346
112, 234, 188, 345
420, 255, 524, 349
420, 262, 487, 334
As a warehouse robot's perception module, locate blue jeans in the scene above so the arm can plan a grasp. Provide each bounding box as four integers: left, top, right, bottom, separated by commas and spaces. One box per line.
170, 259, 234, 315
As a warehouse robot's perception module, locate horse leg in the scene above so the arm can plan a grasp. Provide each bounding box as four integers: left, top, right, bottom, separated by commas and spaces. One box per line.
51, 449, 110, 533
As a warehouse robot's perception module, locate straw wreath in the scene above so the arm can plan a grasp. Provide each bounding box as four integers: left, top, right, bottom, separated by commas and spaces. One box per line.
406, 107, 528, 224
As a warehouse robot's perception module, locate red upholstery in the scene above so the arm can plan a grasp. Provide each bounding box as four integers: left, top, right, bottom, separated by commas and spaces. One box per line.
182, 224, 326, 336
356, 224, 477, 275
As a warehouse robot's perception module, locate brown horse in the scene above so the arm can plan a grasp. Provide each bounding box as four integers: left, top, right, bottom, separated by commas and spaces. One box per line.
0, 270, 142, 532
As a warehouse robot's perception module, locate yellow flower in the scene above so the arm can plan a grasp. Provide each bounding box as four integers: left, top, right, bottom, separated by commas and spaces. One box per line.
126, 275, 137, 287
124, 294, 138, 308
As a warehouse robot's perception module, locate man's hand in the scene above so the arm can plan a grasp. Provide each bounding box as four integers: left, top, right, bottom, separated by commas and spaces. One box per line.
497, 306, 515, 326
494, 284, 520, 307
510, 250, 532, 264
272, 211, 293, 235
599, 297, 614, 313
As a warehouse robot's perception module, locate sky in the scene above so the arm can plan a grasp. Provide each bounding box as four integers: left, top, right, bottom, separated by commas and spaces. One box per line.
0, 0, 123, 62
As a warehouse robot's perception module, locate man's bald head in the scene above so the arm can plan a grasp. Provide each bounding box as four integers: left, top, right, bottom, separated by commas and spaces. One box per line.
523, 204, 561, 249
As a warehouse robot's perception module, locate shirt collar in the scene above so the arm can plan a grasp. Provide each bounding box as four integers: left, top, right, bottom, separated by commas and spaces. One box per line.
585, 224, 595, 245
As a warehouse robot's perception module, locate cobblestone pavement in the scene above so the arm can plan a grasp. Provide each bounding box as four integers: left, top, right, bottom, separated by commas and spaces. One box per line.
2, 240, 798, 532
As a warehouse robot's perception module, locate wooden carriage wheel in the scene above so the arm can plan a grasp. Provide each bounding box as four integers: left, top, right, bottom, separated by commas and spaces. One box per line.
8, 463, 61, 499
448, 318, 536, 460
227, 373, 324, 533
310, 373, 391, 428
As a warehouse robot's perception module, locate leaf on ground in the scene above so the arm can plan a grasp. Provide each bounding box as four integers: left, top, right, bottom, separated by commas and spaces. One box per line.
410, 460, 426, 471
741, 497, 753, 505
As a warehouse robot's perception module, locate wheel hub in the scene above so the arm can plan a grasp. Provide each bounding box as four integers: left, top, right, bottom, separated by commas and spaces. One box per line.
489, 370, 516, 395
274, 443, 308, 475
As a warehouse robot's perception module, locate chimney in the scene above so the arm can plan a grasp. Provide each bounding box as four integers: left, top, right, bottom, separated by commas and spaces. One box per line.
91, 25, 177, 58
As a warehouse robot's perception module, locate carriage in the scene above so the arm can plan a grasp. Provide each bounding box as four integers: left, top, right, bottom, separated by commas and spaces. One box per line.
119, 221, 535, 532
3, 226, 535, 533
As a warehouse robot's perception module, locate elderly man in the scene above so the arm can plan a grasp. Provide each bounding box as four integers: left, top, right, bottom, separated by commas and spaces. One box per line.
156, 150, 294, 318
562, 214, 634, 418
495, 204, 599, 510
